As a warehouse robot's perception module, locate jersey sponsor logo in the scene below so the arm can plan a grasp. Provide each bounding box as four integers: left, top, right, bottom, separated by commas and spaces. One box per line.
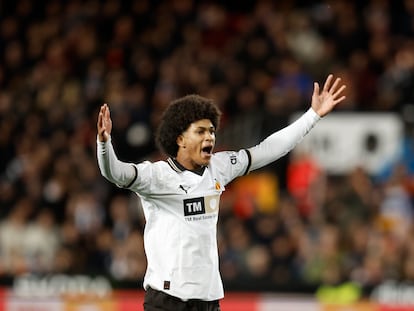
184, 197, 205, 216
183, 195, 219, 217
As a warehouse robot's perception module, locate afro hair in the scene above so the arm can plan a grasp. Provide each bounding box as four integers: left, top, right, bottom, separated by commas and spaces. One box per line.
155, 94, 222, 157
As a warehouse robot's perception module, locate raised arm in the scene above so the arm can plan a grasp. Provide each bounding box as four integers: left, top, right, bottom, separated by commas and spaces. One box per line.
96, 104, 137, 188
248, 74, 346, 171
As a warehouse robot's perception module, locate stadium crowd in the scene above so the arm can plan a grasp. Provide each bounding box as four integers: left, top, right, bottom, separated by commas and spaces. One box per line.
1, 0, 414, 295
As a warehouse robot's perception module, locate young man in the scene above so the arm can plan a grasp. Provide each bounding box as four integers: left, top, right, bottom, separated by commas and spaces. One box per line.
97, 74, 346, 310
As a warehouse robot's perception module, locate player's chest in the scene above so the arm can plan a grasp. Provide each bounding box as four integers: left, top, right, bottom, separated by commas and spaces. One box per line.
174, 170, 223, 196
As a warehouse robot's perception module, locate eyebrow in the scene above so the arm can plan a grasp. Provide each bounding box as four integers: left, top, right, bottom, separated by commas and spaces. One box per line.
194, 125, 215, 130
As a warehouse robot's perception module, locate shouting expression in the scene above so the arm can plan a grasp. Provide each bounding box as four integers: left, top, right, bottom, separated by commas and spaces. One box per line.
176, 119, 216, 170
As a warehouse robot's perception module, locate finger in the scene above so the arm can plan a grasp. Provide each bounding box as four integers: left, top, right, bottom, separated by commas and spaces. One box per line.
333, 85, 346, 98
98, 106, 105, 123
323, 74, 334, 92
329, 77, 341, 94
104, 104, 110, 120
97, 111, 103, 128
98, 104, 108, 125
334, 95, 346, 105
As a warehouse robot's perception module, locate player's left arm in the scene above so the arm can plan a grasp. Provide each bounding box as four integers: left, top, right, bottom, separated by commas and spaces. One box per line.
248, 74, 346, 171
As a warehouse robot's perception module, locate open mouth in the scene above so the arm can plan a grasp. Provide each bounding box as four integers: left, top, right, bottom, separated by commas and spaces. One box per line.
202, 146, 213, 156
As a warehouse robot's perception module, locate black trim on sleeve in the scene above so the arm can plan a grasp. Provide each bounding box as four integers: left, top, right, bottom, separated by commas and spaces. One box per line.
124, 165, 138, 188
243, 149, 252, 176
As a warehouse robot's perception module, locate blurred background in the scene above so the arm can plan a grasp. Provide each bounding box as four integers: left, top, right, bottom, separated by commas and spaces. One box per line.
1, 0, 414, 309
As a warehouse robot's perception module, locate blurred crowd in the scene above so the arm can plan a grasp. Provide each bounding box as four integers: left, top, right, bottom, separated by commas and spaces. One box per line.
1, 0, 414, 294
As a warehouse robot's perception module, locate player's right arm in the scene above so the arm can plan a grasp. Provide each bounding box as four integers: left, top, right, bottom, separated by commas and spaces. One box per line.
97, 104, 137, 188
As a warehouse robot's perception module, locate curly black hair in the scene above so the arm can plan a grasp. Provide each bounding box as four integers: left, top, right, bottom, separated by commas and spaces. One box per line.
155, 94, 222, 157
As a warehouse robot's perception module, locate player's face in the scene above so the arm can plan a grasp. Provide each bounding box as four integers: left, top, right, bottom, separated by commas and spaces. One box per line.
176, 119, 216, 170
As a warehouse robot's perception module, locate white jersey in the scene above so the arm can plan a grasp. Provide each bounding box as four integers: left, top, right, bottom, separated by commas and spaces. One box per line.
128, 151, 250, 301
97, 107, 320, 301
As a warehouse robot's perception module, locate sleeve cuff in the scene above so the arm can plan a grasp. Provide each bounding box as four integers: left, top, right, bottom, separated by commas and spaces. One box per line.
97, 135, 111, 145
308, 107, 321, 122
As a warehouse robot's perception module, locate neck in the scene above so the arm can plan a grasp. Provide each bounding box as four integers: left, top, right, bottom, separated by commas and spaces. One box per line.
175, 154, 201, 171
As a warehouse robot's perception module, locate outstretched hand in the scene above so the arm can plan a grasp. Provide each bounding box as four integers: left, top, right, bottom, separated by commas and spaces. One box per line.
311, 74, 346, 117
97, 103, 112, 142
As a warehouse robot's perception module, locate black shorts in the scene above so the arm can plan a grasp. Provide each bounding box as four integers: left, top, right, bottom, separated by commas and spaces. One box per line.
144, 287, 221, 311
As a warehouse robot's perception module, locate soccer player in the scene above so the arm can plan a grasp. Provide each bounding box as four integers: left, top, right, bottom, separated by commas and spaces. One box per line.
97, 74, 346, 311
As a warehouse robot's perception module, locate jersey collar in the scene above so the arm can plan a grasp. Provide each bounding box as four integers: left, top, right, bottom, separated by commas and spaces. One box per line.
167, 157, 206, 176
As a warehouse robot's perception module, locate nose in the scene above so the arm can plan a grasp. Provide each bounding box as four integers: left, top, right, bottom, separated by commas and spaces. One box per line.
205, 131, 214, 141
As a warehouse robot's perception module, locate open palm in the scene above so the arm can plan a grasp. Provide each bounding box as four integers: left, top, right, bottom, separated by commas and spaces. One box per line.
311, 74, 346, 117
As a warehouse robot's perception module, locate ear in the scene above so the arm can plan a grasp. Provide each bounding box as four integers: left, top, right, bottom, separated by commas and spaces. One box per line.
177, 135, 186, 148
